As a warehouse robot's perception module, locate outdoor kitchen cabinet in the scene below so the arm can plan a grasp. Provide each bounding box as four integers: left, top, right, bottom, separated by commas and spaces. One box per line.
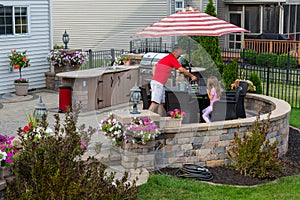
98, 68, 139, 108
56, 66, 139, 111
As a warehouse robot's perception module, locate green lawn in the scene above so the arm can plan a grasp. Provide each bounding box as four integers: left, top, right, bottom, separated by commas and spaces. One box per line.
137, 109, 300, 200
290, 108, 300, 128
138, 175, 300, 200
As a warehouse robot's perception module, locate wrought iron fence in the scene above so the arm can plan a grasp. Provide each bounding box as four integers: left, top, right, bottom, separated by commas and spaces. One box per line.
81, 49, 126, 69
81, 43, 300, 108
238, 64, 300, 109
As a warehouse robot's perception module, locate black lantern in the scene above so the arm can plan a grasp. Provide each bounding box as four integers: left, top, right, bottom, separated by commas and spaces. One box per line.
130, 85, 141, 114
33, 96, 48, 120
62, 30, 70, 49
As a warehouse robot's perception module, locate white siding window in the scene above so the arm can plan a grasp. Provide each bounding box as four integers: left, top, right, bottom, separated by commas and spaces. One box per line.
175, 0, 185, 12
0, 6, 29, 35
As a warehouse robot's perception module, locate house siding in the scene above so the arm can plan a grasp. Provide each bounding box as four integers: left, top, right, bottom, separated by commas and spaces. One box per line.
0, 0, 52, 95
52, 0, 168, 51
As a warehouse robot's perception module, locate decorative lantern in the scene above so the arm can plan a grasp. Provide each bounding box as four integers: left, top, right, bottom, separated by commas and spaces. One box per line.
33, 96, 47, 120
130, 85, 141, 114
62, 30, 70, 49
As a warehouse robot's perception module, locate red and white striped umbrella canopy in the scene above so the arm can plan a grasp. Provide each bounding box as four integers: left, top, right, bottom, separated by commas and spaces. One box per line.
134, 11, 248, 37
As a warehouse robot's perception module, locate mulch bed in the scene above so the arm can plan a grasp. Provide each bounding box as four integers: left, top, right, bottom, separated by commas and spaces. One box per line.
154, 126, 300, 186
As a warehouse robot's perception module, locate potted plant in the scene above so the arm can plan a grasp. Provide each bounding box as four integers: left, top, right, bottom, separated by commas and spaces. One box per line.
8, 50, 30, 96
160, 109, 186, 128
122, 56, 131, 66
47, 49, 87, 73
99, 114, 160, 146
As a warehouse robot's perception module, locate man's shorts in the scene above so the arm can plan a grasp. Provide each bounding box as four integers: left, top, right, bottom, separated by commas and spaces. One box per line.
150, 80, 165, 104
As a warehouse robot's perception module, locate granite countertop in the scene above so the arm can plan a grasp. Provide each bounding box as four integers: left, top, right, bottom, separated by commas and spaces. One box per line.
56, 65, 139, 78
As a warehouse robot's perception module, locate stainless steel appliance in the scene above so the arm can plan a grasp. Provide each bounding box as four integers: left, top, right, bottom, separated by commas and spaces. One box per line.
139, 52, 177, 87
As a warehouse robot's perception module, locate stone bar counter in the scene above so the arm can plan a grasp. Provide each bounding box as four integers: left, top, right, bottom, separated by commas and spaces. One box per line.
56, 65, 139, 111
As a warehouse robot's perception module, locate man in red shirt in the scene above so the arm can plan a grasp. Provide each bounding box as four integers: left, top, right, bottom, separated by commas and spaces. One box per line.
149, 45, 197, 116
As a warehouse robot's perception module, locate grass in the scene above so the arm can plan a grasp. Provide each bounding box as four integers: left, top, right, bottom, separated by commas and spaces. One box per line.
138, 175, 300, 200
290, 108, 300, 128
137, 109, 300, 200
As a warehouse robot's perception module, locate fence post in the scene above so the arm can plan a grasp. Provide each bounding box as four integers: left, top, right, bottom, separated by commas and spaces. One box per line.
111, 49, 115, 66
145, 38, 148, 53
130, 41, 133, 53
88, 49, 93, 69
266, 66, 270, 96
159, 37, 162, 52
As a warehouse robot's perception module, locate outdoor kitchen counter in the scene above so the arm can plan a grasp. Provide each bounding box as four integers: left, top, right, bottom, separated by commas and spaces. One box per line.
56, 65, 139, 78
56, 65, 140, 111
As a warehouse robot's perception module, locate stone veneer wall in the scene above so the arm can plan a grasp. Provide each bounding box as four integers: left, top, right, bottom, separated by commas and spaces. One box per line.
121, 94, 291, 170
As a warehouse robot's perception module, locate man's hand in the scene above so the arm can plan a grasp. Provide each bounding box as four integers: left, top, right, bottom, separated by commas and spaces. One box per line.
191, 75, 197, 81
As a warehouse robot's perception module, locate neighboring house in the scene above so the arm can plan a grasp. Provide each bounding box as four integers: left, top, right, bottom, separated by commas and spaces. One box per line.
51, 0, 170, 51
217, 0, 300, 49
0, 0, 52, 95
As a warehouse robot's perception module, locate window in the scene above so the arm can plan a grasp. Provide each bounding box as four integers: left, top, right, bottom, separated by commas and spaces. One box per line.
245, 6, 260, 33
0, 6, 28, 35
175, 0, 184, 12
0, 6, 13, 35
263, 5, 279, 33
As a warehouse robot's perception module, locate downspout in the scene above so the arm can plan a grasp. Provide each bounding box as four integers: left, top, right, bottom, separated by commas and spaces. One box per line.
278, 2, 284, 34
49, 0, 53, 72
169, 0, 172, 15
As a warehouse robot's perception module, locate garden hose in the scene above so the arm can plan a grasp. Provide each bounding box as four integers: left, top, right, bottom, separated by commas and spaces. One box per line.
175, 164, 213, 181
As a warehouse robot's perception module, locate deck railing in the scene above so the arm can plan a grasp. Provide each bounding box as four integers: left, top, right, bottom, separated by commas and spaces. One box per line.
244, 39, 300, 64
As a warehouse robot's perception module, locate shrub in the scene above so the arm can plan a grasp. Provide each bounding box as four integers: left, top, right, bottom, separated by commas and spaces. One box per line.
5, 106, 138, 199
248, 72, 263, 94
227, 113, 283, 179
222, 58, 238, 90
240, 49, 257, 64
256, 52, 278, 67
277, 53, 298, 68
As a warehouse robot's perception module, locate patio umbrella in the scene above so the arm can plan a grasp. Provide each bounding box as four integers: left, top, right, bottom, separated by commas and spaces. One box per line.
134, 10, 248, 65
134, 11, 248, 37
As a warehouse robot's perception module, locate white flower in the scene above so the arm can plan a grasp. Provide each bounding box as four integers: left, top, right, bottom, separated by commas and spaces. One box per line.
0, 151, 7, 161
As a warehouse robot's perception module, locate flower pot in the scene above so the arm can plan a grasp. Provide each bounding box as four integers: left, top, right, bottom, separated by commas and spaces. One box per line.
14, 82, 29, 96
160, 117, 182, 128
0, 166, 11, 180
124, 61, 131, 66
54, 64, 80, 74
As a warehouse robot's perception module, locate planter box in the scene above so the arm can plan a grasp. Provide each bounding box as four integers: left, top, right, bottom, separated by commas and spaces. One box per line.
160, 117, 182, 129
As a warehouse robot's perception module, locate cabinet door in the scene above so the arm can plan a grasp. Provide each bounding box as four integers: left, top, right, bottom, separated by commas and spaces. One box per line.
97, 77, 104, 109
100, 73, 115, 108
122, 69, 139, 103
111, 72, 123, 106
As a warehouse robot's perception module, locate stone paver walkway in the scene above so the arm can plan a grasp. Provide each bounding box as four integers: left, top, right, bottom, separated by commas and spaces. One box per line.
0, 89, 148, 185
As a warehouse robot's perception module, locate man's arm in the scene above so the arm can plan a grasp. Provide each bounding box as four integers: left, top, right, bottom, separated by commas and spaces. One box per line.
178, 67, 197, 81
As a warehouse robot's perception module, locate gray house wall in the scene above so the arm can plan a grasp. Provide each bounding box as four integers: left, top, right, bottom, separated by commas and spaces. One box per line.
52, 0, 168, 51
0, 0, 52, 95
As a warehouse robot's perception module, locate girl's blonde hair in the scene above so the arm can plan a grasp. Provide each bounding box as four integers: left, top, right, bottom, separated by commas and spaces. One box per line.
207, 76, 222, 98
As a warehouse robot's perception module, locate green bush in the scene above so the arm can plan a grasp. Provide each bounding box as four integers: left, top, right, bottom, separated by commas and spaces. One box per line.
6, 107, 138, 199
248, 72, 262, 94
227, 114, 283, 179
240, 49, 257, 65
277, 53, 298, 68
222, 58, 238, 90
256, 52, 278, 67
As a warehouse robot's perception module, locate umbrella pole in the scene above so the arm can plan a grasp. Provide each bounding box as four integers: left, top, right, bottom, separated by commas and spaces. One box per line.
188, 38, 192, 74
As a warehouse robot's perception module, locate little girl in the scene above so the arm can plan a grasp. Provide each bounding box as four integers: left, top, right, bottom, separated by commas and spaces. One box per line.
202, 76, 221, 123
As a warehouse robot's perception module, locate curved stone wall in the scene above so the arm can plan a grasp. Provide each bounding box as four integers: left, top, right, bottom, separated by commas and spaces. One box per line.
160, 93, 291, 168
120, 94, 291, 170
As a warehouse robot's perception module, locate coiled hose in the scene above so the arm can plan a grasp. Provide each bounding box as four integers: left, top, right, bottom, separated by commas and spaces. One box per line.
174, 164, 213, 181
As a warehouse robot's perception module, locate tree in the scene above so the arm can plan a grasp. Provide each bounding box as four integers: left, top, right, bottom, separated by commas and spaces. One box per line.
191, 0, 224, 76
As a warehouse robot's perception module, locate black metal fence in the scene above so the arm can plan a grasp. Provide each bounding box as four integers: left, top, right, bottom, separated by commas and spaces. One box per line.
130, 38, 172, 53
83, 43, 300, 108
82, 49, 126, 69
239, 64, 300, 109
